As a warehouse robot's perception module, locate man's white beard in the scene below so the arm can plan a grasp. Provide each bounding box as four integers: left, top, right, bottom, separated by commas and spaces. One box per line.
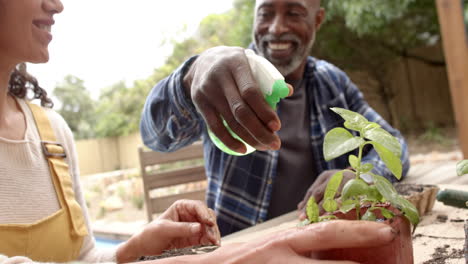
255, 31, 316, 77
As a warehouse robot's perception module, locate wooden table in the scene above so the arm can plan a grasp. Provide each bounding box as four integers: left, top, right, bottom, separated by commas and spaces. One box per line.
222, 184, 468, 263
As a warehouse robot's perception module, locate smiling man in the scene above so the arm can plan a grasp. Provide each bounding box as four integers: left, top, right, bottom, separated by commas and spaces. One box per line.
140, 0, 409, 236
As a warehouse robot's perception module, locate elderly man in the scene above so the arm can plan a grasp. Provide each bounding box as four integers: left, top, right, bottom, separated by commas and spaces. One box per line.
140, 0, 409, 236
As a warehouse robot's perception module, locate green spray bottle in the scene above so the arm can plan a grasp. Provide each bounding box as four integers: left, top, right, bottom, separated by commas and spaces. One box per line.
208, 49, 290, 156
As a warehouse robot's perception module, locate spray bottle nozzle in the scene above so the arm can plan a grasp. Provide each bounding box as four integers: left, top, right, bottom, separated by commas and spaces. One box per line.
266, 80, 290, 109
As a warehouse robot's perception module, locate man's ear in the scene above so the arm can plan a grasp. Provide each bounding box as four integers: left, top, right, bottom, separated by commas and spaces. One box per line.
315, 7, 326, 30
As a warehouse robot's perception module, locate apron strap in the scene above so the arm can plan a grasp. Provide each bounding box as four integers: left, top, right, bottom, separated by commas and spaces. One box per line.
27, 102, 88, 237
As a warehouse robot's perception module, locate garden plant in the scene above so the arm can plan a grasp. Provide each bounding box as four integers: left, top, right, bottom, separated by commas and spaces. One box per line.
302, 107, 420, 263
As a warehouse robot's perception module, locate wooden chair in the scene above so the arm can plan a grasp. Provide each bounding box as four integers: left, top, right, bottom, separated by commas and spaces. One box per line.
138, 142, 206, 222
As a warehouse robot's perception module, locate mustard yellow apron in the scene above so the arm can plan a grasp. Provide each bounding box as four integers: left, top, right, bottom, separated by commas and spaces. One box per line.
0, 102, 88, 262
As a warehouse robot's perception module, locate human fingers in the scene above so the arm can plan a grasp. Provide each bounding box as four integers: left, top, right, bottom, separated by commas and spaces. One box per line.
229, 52, 282, 149
284, 220, 397, 254
216, 72, 277, 151
287, 83, 294, 96
158, 221, 202, 239
204, 239, 359, 264
193, 89, 248, 153
162, 200, 216, 226
208, 208, 221, 245
188, 47, 252, 153
166, 201, 220, 246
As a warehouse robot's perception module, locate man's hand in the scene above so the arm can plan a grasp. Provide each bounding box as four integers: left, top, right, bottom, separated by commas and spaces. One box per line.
116, 200, 220, 263
297, 169, 355, 220
183, 46, 292, 154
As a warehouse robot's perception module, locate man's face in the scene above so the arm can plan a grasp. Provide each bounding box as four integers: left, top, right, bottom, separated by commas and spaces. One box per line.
253, 0, 324, 78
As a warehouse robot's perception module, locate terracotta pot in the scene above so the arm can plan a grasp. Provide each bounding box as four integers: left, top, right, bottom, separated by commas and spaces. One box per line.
312, 204, 414, 264
395, 183, 439, 215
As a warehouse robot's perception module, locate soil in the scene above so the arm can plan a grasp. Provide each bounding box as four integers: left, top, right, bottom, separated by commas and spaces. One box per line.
436, 214, 448, 223
422, 244, 464, 264
139, 245, 219, 260
394, 183, 427, 196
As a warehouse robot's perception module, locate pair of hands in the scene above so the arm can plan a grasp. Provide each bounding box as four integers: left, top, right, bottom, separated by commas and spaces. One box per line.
183, 46, 293, 154
153, 220, 397, 264
116, 200, 220, 263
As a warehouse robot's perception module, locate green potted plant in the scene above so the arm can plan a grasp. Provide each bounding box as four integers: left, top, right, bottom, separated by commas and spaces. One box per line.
302, 108, 420, 264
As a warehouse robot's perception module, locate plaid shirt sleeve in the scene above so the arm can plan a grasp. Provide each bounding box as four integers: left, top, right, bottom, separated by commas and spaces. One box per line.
140, 56, 205, 152
340, 67, 410, 182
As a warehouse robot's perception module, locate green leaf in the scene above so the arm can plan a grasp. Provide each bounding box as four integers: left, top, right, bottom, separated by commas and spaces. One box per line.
364, 122, 381, 130
456, 160, 468, 176
367, 185, 383, 201
323, 198, 338, 213
324, 128, 365, 161
395, 196, 420, 227
379, 207, 395, 219
364, 127, 402, 158
306, 197, 319, 223
331, 107, 369, 131
372, 174, 419, 226
340, 199, 359, 214
341, 179, 370, 201
361, 163, 374, 173
370, 141, 402, 180
349, 155, 359, 169
362, 210, 376, 221
324, 171, 344, 200
371, 174, 399, 201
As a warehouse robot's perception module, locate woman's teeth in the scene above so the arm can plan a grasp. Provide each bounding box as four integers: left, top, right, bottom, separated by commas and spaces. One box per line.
37, 24, 51, 33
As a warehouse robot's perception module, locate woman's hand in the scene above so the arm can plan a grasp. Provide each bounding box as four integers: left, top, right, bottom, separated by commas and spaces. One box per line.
188, 220, 397, 264
116, 200, 220, 263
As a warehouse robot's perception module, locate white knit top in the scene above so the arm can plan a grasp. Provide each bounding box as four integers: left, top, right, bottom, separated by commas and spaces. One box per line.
0, 98, 116, 264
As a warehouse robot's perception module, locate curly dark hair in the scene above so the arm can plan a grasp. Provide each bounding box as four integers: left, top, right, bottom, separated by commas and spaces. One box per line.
8, 63, 53, 108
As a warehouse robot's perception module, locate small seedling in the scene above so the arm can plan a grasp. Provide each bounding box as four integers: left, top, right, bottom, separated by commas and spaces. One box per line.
457, 160, 468, 176
302, 108, 419, 227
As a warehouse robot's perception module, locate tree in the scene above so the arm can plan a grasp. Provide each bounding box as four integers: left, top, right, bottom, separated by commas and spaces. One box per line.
53, 75, 95, 139
313, 0, 444, 127
86, 0, 453, 138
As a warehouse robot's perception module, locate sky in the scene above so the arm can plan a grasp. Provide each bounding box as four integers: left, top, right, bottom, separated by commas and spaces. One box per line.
27, 0, 234, 98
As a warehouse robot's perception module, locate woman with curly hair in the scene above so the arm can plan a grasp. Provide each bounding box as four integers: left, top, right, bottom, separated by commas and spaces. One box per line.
0, 0, 397, 263
0, 1, 221, 263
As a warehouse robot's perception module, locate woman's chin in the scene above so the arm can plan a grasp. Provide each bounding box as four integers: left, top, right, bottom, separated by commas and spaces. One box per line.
27, 49, 50, 64
28, 55, 49, 64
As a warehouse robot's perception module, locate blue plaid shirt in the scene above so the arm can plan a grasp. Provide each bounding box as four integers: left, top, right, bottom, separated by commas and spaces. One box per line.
140, 54, 410, 236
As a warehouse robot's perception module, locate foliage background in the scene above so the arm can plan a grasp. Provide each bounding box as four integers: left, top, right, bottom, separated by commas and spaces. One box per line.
53, 0, 465, 139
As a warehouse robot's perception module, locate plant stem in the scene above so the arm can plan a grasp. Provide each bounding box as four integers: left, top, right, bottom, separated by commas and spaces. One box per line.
355, 134, 365, 180
356, 203, 360, 220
